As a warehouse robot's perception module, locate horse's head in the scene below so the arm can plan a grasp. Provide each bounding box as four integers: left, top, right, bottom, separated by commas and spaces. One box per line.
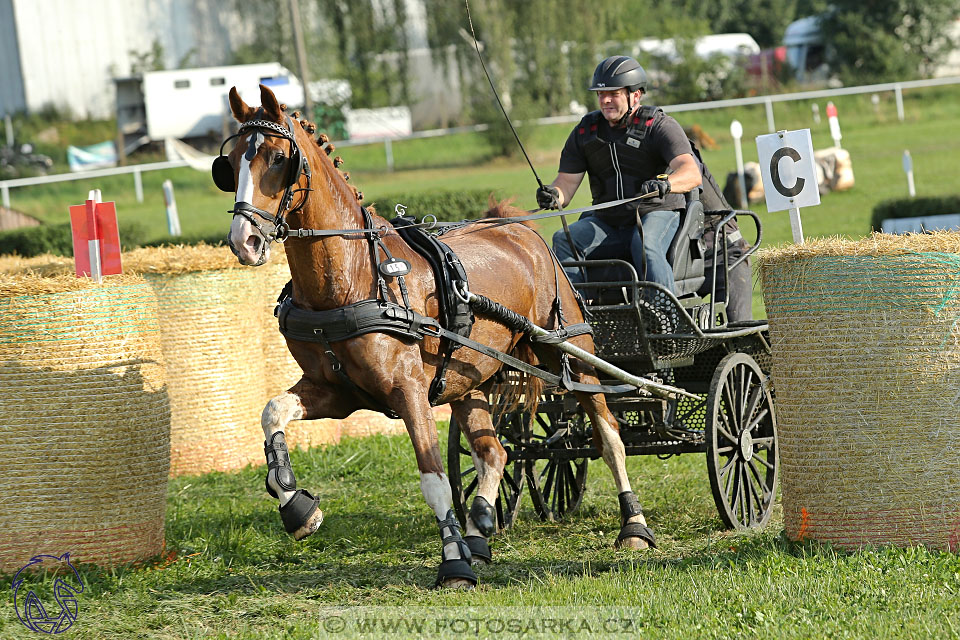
213, 84, 311, 266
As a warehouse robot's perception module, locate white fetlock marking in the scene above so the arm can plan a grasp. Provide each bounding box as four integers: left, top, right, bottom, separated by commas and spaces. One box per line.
594, 416, 632, 494
262, 393, 304, 507
420, 472, 461, 560
470, 451, 501, 512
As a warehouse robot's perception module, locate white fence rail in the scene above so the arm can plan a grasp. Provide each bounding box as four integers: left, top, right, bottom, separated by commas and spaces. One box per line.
2, 75, 959, 210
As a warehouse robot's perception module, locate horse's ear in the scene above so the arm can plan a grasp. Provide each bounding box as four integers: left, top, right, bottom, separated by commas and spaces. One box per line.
259, 84, 282, 121
228, 87, 255, 123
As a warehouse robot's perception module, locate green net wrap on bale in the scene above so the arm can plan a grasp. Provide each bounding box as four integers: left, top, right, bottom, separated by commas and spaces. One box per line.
127, 246, 268, 476
0, 274, 169, 571
758, 232, 960, 551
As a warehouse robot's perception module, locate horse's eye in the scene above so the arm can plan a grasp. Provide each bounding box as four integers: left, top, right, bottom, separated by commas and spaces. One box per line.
273, 152, 286, 166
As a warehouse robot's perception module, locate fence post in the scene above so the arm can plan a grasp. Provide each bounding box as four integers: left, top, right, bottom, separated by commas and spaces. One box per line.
384, 138, 394, 172
765, 98, 776, 132
1, 184, 8, 209
895, 84, 905, 122
134, 167, 143, 203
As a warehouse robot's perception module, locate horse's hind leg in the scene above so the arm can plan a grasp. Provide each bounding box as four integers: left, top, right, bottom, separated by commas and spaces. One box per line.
575, 387, 658, 550
449, 389, 507, 565
261, 377, 354, 540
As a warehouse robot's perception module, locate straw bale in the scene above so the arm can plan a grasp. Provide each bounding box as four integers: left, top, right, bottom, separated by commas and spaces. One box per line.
143, 265, 267, 476
123, 244, 243, 275
0, 254, 74, 277
759, 233, 960, 550
0, 278, 169, 571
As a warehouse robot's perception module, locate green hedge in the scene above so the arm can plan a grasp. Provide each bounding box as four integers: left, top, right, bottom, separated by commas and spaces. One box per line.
372, 189, 495, 223
0, 220, 152, 258
871, 196, 960, 231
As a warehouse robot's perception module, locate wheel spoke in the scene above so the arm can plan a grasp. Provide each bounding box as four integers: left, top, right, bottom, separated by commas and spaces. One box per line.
743, 384, 762, 429
738, 367, 752, 427
742, 465, 756, 524
716, 419, 738, 446
716, 445, 735, 455
729, 461, 741, 518
745, 408, 771, 434
747, 459, 772, 501
752, 435, 775, 450
752, 452, 775, 470
722, 379, 740, 433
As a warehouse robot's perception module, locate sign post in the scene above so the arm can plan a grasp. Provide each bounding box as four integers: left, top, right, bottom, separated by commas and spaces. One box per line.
69, 191, 123, 281
902, 150, 916, 198
756, 129, 821, 244
162, 179, 182, 236
826, 101, 842, 148
729, 119, 747, 209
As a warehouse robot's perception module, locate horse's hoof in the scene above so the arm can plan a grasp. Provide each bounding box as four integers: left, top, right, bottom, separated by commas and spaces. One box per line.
469, 497, 496, 538
435, 559, 477, 589
614, 536, 649, 550
279, 489, 324, 540
615, 522, 657, 549
464, 535, 492, 565
292, 508, 324, 541
441, 578, 476, 590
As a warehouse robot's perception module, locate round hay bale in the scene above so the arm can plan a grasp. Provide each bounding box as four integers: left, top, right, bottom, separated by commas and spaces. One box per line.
260, 253, 341, 449
0, 274, 169, 571
758, 232, 960, 550
125, 245, 268, 476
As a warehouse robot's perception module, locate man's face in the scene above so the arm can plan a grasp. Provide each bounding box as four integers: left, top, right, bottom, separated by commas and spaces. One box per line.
596, 88, 641, 125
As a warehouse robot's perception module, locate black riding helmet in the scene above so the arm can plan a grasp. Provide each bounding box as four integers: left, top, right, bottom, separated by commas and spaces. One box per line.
589, 56, 648, 93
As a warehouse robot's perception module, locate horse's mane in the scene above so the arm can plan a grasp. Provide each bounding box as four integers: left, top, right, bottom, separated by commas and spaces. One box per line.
282, 106, 375, 216
482, 199, 534, 228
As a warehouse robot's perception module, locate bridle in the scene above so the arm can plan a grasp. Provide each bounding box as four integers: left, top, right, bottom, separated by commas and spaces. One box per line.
213, 115, 313, 261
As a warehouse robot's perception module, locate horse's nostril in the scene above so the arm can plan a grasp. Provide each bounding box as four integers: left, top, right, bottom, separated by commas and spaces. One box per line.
246, 235, 262, 253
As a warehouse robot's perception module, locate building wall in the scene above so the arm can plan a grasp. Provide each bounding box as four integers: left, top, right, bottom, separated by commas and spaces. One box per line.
7, 0, 246, 119
0, 0, 26, 116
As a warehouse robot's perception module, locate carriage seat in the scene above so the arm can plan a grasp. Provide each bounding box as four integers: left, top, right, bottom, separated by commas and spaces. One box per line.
667, 188, 706, 298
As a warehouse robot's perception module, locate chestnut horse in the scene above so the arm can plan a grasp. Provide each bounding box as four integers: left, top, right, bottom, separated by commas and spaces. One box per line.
219, 85, 656, 588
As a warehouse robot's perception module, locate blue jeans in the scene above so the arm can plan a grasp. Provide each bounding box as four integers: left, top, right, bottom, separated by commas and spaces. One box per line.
552, 210, 680, 293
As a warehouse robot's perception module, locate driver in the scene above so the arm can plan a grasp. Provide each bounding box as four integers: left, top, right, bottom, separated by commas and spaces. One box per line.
537, 55, 702, 295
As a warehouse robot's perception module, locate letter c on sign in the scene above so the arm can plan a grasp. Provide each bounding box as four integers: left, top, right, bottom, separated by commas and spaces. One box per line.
770, 147, 805, 197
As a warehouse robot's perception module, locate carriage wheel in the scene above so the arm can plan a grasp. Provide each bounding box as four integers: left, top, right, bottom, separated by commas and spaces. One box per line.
706, 352, 779, 529
447, 416, 524, 532
523, 405, 590, 522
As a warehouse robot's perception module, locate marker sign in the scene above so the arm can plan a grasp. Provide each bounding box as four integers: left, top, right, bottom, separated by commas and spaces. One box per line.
69, 197, 122, 279
729, 120, 747, 209
756, 129, 820, 243
756, 129, 820, 212
826, 101, 842, 147
902, 149, 916, 197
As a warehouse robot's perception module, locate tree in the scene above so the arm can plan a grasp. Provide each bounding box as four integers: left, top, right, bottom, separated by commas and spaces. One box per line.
820, 0, 960, 83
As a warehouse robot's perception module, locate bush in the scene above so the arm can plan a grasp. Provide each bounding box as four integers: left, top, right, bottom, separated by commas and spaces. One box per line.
0, 219, 151, 258
140, 232, 227, 248
372, 189, 496, 223
870, 196, 960, 231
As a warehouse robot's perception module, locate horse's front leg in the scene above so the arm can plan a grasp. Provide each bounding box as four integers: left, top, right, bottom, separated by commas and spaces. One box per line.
261, 377, 355, 540
575, 387, 658, 551
449, 389, 507, 565
382, 354, 477, 589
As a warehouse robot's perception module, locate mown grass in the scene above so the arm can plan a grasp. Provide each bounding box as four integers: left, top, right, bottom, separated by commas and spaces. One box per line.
2, 429, 958, 639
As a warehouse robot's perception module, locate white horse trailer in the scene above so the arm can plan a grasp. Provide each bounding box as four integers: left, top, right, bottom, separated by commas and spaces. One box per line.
115, 63, 305, 150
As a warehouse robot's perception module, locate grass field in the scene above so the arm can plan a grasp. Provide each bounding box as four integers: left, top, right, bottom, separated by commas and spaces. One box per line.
3, 85, 960, 639
2, 429, 959, 639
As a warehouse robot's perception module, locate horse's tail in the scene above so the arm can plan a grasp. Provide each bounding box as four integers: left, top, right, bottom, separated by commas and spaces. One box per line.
497, 340, 543, 421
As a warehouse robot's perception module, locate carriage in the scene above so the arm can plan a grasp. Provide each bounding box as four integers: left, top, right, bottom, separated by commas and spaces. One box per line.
447, 193, 779, 533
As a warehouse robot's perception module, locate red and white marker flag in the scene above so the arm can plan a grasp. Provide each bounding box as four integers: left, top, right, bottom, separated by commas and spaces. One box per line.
826, 101, 842, 148
69, 189, 122, 281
